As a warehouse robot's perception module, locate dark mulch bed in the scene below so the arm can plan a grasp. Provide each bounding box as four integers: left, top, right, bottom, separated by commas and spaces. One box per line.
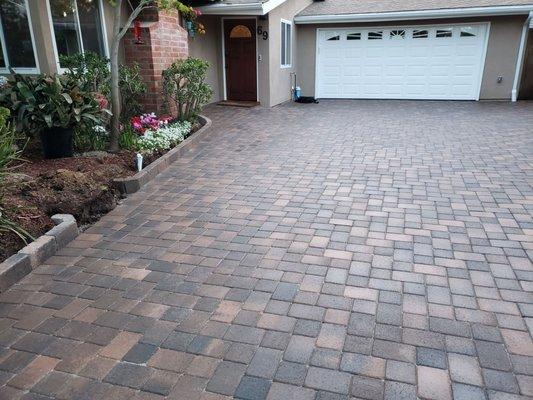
1, 120, 203, 263
0, 147, 164, 262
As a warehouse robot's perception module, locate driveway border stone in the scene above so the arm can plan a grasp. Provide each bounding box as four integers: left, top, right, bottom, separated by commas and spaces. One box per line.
0, 214, 78, 292
113, 114, 212, 194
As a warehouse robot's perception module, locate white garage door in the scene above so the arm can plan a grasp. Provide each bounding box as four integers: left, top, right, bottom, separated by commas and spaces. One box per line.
316, 24, 489, 100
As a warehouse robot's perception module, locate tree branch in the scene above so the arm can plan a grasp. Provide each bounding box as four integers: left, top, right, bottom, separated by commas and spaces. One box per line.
118, 1, 156, 40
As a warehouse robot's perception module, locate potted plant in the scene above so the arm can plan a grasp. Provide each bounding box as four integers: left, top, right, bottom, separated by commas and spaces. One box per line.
177, 4, 205, 37
0, 74, 109, 159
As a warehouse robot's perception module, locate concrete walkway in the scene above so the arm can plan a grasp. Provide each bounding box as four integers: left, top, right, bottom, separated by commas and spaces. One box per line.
1, 100, 532, 399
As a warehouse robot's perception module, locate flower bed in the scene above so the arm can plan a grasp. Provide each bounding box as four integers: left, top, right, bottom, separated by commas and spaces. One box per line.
0, 114, 200, 263
130, 113, 191, 152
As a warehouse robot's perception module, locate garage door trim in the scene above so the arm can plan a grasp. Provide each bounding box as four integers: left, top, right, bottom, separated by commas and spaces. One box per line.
315, 22, 491, 100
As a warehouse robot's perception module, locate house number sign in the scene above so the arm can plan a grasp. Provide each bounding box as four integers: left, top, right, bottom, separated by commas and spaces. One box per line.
257, 26, 268, 40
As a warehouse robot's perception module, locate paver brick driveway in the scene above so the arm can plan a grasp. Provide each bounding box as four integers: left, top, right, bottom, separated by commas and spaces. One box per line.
1, 100, 533, 400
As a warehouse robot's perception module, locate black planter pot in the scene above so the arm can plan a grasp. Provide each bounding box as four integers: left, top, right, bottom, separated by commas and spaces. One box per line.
39, 127, 74, 159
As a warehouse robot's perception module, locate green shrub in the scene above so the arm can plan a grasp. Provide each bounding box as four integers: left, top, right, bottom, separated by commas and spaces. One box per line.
60, 52, 110, 95
0, 107, 9, 127
119, 63, 147, 122
60, 52, 146, 123
0, 74, 108, 136
118, 126, 139, 151
0, 107, 33, 244
0, 108, 21, 180
162, 57, 212, 121
74, 124, 108, 152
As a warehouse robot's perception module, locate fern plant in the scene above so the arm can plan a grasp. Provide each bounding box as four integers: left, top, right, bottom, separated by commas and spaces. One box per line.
0, 107, 33, 245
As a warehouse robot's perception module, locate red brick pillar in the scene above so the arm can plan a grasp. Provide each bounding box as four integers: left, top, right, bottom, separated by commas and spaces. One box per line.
124, 10, 188, 114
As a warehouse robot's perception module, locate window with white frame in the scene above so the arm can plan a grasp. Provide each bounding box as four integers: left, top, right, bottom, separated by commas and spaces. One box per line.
48, 0, 107, 68
281, 19, 292, 68
0, 0, 38, 73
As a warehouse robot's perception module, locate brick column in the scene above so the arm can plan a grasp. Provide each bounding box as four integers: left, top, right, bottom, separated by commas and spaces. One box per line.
124, 10, 189, 114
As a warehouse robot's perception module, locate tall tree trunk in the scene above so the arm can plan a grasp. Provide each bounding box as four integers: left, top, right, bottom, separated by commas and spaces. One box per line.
108, 0, 122, 152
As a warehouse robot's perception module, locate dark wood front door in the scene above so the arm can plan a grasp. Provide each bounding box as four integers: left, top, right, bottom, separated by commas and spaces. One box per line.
224, 19, 257, 101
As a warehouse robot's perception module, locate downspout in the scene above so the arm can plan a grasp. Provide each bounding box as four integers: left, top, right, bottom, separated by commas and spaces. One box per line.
511, 11, 533, 101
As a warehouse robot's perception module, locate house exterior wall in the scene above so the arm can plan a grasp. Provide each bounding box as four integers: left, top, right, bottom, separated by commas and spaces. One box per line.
188, 15, 224, 104
296, 15, 527, 100
267, 0, 313, 107
26, 1, 56, 75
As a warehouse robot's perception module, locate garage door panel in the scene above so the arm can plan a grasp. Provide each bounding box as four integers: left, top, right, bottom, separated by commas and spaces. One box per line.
317, 23, 488, 100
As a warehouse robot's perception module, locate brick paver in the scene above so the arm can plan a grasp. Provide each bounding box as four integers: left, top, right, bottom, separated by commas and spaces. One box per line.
1, 100, 532, 399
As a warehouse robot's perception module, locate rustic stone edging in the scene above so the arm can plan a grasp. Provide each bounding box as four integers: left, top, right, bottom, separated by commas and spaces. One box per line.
0, 214, 78, 292
113, 114, 212, 195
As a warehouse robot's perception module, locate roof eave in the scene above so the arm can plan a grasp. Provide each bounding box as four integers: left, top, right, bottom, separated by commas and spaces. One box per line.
197, 3, 263, 15
294, 5, 533, 24
197, 0, 287, 15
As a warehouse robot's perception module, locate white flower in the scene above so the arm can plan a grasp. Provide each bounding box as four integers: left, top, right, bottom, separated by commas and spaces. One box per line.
137, 121, 191, 152
93, 125, 108, 135
0, 76, 8, 87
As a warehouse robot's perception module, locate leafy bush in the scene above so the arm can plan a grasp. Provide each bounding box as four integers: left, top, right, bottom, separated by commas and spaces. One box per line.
119, 63, 147, 122
0, 108, 22, 180
60, 52, 110, 95
0, 74, 108, 135
0, 107, 32, 244
162, 57, 212, 121
60, 52, 146, 123
74, 124, 108, 152
0, 107, 9, 127
118, 126, 139, 151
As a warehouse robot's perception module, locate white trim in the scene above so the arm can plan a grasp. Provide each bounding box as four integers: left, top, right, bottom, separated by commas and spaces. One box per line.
512, 12, 533, 101
314, 27, 320, 98
0, 0, 40, 74
198, 0, 287, 15
477, 22, 492, 101
98, 0, 110, 58
220, 18, 226, 100
280, 18, 292, 68
295, 5, 533, 24
200, 2, 263, 15
221, 17, 259, 102
72, 0, 85, 54
263, 0, 288, 15
47, 0, 109, 73
0, 9, 9, 74
315, 22, 491, 101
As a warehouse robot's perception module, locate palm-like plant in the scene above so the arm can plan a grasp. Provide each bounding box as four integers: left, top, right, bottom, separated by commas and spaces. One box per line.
0, 107, 33, 245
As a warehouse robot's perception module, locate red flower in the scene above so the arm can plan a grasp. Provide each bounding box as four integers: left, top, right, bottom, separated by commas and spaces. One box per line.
94, 92, 109, 110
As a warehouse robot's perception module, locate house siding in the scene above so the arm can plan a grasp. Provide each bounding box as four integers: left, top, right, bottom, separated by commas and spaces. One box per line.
296, 15, 528, 100
266, 0, 314, 106
188, 16, 224, 105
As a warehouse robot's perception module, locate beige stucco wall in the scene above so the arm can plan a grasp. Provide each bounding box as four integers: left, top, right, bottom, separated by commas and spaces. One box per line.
27, 1, 56, 74
480, 15, 526, 99
296, 15, 527, 100
267, 0, 313, 106
188, 15, 223, 104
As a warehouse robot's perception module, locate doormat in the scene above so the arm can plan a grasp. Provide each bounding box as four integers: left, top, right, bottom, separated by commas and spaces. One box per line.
218, 100, 260, 108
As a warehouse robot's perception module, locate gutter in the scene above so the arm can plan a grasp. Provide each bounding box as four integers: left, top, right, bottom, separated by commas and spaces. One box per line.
197, 0, 287, 15
512, 11, 533, 101
294, 5, 533, 24
197, 2, 263, 15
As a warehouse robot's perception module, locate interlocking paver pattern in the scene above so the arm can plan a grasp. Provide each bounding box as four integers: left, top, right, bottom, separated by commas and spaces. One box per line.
0, 100, 532, 399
